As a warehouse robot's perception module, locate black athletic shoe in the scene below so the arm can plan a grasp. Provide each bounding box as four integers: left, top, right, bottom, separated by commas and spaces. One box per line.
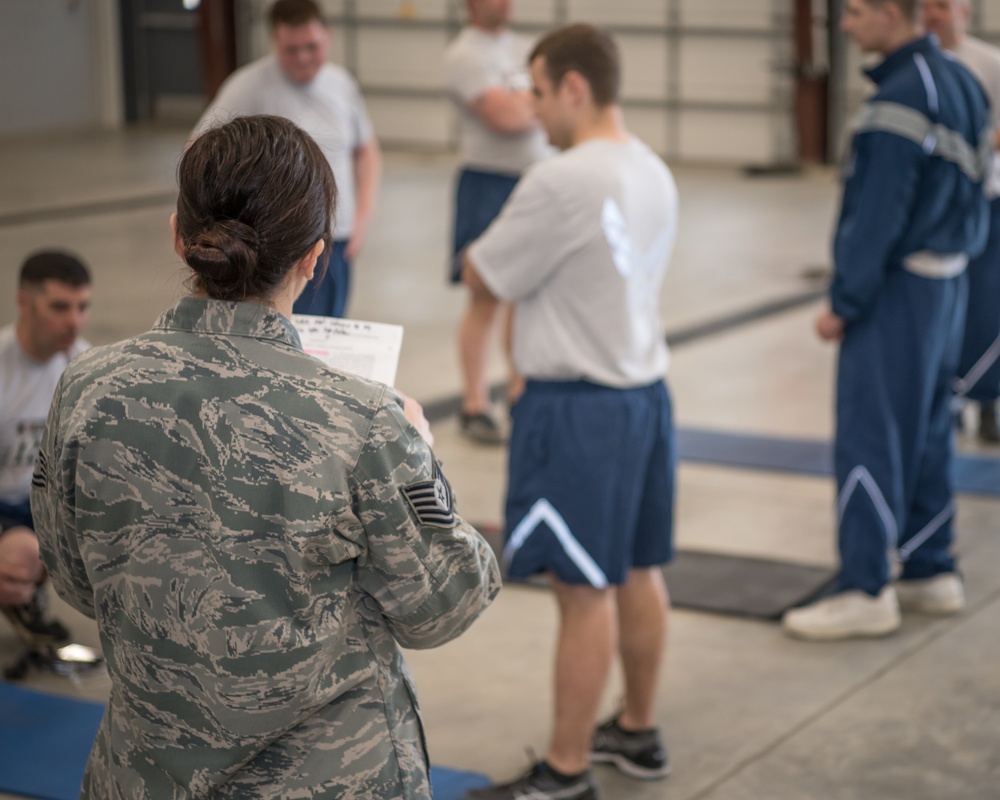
590, 717, 670, 780
979, 403, 999, 443
1, 588, 70, 644
460, 411, 506, 445
464, 761, 598, 800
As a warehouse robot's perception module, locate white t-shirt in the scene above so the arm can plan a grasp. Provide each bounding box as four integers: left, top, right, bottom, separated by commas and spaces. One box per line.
469, 137, 678, 388
193, 57, 375, 238
444, 26, 550, 175
953, 36, 1000, 197
0, 325, 88, 504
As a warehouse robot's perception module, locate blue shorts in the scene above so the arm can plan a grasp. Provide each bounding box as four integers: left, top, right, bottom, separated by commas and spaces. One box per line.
293, 240, 351, 318
504, 379, 675, 587
450, 168, 520, 284
0, 497, 33, 533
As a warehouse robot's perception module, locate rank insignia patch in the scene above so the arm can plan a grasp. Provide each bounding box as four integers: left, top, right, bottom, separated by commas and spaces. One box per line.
402, 462, 455, 528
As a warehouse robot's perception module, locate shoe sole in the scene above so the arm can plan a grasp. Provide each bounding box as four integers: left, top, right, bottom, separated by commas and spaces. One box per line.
896, 597, 964, 615
782, 618, 901, 641
590, 751, 671, 780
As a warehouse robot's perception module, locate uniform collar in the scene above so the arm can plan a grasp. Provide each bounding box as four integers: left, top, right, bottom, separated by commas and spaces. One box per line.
153, 297, 303, 350
865, 35, 938, 86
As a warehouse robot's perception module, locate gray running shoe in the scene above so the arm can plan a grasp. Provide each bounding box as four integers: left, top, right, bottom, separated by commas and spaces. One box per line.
464, 761, 598, 800
460, 411, 506, 445
590, 717, 670, 780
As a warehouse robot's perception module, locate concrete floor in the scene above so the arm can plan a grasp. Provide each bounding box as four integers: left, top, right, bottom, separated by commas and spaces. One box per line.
1, 125, 998, 800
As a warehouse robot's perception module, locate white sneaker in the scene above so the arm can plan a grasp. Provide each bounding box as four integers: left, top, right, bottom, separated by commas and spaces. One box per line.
782, 587, 901, 641
894, 573, 964, 614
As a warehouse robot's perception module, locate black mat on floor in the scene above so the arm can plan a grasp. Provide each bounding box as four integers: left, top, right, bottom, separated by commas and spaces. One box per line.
478, 527, 836, 620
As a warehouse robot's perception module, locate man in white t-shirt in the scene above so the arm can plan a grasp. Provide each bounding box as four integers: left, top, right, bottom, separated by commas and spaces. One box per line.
193, 0, 381, 320
463, 25, 678, 800
1, 251, 91, 644
445, 0, 550, 444
923, 0, 1000, 442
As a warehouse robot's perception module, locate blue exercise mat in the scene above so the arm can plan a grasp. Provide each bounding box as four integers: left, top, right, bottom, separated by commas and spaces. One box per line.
677, 427, 1000, 498
0, 682, 104, 800
0, 683, 488, 800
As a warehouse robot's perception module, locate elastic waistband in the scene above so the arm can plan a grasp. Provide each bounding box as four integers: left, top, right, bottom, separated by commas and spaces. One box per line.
524, 378, 665, 395
459, 167, 521, 181
901, 251, 968, 279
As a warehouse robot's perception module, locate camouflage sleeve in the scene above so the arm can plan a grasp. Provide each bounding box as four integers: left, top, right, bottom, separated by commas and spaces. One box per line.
350, 389, 501, 650
30, 376, 96, 618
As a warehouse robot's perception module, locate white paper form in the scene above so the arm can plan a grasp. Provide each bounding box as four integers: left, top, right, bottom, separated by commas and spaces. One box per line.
292, 315, 404, 387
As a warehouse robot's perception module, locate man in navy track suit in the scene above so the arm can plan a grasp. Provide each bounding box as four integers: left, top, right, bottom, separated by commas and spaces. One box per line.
784, 0, 991, 640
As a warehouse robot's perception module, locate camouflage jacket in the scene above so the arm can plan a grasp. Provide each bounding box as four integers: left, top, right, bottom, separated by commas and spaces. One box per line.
32, 297, 501, 799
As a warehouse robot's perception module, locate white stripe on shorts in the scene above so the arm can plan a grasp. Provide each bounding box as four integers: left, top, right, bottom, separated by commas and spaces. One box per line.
503, 498, 609, 588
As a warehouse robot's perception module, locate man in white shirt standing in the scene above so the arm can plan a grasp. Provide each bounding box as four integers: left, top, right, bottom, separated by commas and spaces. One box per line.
923, 0, 1000, 441
445, 0, 549, 444
0, 251, 91, 644
194, 0, 381, 320
463, 24, 678, 800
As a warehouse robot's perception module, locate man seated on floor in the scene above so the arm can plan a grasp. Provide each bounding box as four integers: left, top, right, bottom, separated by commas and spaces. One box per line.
0, 251, 92, 644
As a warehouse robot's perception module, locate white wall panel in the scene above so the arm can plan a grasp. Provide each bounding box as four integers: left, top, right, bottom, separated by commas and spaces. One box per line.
678, 111, 777, 163
361, 0, 450, 20
0, 0, 101, 135
356, 28, 451, 89
511, 1, 559, 25
567, 0, 669, 27
679, 37, 775, 105
239, 0, 795, 164
981, 2, 1000, 31
623, 107, 669, 155
619, 34, 670, 101
680, 0, 780, 30
367, 96, 452, 146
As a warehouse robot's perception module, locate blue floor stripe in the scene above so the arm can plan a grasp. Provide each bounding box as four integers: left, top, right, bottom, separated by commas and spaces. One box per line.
677, 427, 1000, 498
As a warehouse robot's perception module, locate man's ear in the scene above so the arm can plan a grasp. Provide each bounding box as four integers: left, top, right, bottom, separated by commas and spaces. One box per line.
562, 70, 591, 107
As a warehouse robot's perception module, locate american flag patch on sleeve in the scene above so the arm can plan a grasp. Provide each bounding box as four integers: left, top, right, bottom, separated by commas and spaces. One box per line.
401, 461, 455, 528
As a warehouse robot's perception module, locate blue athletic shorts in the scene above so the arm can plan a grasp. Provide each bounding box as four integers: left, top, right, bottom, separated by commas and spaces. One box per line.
450, 168, 520, 284
293, 240, 350, 318
504, 379, 675, 587
0, 497, 33, 533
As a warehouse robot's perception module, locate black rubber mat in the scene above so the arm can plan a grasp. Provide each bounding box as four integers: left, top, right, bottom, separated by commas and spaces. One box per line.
478, 527, 836, 620
661, 550, 836, 620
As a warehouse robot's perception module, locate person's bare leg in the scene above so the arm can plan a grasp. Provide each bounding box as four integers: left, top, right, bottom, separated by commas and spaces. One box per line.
458, 290, 502, 415
546, 578, 616, 775
502, 303, 525, 406
615, 567, 669, 730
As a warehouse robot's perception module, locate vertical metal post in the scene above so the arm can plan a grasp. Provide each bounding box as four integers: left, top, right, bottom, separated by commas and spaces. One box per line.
826, 0, 847, 162
666, 0, 681, 160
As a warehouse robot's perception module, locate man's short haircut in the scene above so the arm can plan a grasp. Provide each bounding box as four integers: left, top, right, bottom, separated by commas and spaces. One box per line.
269, 0, 323, 29
19, 251, 91, 289
529, 23, 620, 107
865, 0, 918, 21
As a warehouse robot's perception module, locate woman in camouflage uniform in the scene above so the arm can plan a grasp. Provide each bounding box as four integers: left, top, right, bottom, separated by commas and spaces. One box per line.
32, 115, 501, 799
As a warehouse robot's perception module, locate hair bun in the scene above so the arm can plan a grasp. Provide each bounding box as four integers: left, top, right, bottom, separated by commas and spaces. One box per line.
184, 219, 261, 300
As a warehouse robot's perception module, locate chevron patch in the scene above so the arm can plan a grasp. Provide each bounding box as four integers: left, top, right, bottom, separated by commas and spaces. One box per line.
401, 461, 455, 528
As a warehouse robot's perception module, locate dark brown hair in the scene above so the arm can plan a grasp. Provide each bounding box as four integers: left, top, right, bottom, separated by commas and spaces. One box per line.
269, 0, 324, 29
19, 250, 91, 289
176, 115, 336, 302
529, 24, 620, 107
